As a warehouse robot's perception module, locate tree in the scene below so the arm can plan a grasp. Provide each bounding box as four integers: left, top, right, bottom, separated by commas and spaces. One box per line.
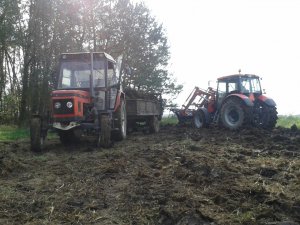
1, 0, 182, 125
0, 0, 22, 123
89, 0, 182, 98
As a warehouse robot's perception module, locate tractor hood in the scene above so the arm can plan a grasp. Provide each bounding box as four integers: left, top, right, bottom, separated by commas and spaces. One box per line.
51, 90, 91, 122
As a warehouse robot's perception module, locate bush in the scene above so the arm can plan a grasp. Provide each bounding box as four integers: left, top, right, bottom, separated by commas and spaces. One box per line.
276, 115, 300, 128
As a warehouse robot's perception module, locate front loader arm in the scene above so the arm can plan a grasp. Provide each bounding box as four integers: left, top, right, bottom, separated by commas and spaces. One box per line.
182, 87, 216, 111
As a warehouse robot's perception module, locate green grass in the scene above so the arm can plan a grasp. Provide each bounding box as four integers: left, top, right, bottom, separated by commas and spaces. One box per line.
0, 126, 29, 141
277, 115, 300, 128
160, 115, 178, 125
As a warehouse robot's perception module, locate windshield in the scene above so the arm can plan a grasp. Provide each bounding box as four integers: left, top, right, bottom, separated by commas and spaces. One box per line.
57, 60, 106, 89
240, 77, 261, 93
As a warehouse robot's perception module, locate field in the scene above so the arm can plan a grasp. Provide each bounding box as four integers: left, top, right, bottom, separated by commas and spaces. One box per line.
1, 123, 300, 225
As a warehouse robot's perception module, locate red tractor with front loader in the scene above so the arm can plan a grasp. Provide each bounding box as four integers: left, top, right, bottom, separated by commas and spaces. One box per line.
30, 52, 162, 151
172, 74, 278, 130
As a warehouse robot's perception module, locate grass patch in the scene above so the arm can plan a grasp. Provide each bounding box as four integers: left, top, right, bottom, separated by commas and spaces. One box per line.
0, 126, 29, 141
277, 115, 300, 128
0, 126, 59, 142
160, 115, 178, 125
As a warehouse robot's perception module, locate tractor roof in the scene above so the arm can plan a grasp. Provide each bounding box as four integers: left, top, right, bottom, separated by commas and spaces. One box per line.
218, 74, 260, 82
60, 52, 116, 63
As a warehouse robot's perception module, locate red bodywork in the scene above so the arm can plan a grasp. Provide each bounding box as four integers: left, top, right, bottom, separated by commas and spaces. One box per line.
51, 90, 91, 120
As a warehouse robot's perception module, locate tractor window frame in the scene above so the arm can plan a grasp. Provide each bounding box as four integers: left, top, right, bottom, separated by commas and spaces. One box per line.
58, 61, 93, 89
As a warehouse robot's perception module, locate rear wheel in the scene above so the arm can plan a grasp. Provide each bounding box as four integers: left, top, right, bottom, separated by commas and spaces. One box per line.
30, 117, 44, 152
221, 98, 249, 130
100, 115, 111, 148
193, 110, 207, 128
254, 104, 278, 130
149, 116, 160, 133
112, 99, 127, 141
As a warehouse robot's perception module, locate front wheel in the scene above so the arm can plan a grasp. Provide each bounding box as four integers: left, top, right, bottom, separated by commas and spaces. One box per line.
220, 98, 249, 130
193, 110, 207, 128
30, 117, 44, 152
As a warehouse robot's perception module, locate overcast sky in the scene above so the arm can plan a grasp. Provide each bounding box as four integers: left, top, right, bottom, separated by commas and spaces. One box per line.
137, 0, 300, 115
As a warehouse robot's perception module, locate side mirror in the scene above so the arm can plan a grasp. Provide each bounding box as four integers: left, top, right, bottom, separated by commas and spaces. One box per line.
263, 89, 266, 94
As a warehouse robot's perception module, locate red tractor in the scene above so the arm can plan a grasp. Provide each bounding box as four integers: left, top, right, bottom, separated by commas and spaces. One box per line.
172, 74, 278, 130
30, 52, 127, 151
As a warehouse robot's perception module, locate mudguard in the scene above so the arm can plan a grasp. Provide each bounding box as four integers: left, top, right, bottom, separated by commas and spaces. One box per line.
258, 95, 276, 107
225, 94, 254, 107
197, 107, 210, 123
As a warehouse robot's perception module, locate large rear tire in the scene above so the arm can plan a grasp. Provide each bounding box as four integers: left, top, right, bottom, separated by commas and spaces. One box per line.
220, 98, 249, 130
112, 99, 127, 141
30, 117, 44, 152
254, 104, 278, 130
100, 115, 111, 148
265, 106, 278, 129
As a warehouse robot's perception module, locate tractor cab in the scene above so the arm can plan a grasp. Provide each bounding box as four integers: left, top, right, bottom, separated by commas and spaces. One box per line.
55, 52, 120, 112
217, 74, 262, 95
216, 74, 262, 106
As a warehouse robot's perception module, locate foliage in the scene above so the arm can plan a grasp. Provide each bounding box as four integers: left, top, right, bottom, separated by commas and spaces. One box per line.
0, 126, 29, 141
0, 0, 182, 125
276, 115, 300, 128
160, 115, 178, 126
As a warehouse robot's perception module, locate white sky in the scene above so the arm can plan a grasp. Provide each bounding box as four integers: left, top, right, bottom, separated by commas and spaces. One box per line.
137, 0, 300, 115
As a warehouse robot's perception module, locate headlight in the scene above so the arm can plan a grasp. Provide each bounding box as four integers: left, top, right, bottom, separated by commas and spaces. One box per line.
54, 102, 61, 109
66, 101, 73, 108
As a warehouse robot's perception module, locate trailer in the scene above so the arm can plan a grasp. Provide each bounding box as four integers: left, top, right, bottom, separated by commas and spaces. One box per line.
125, 89, 163, 133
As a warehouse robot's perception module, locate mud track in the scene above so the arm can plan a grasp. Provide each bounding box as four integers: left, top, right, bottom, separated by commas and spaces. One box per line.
1, 126, 300, 225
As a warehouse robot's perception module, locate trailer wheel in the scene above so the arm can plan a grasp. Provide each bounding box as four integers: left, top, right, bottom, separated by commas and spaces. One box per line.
193, 110, 207, 128
221, 98, 248, 130
30, 117, 44, 152
149, 116, 160, 133
112, 99, 127, 141
100, 115, 111, 148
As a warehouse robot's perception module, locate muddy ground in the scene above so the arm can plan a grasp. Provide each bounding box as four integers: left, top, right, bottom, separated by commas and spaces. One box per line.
0, 125, 300, 225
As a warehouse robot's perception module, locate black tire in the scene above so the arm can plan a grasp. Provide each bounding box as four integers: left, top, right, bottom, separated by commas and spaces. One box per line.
112, 99, 127, 141
100, 115, 111, 148
30, 117, 44, 152
254, 104, 278, 130
149, 116, 160, 133
193, 110, 207, 129
220, 98, 249, 130
266, 106, 278, 129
